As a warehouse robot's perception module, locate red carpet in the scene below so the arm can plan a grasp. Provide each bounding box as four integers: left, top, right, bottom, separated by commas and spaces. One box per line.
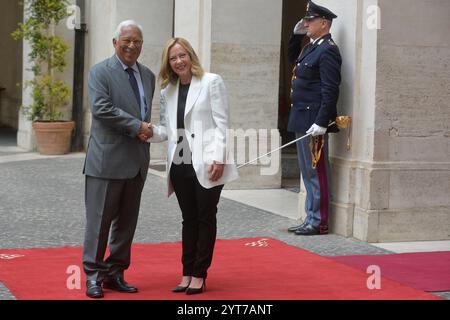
0, 238, 440, 300
331, 251, 450, 292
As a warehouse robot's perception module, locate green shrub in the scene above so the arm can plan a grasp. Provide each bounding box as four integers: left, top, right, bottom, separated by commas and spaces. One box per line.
12, 0, 71, 121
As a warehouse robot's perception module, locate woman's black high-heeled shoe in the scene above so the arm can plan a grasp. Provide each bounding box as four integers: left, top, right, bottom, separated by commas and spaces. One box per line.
172, 285, 189, 293
172, 277, 191, 293
185, 278, 206, 295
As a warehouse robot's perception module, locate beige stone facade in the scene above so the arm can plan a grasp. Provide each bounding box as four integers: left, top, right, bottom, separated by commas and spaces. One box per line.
6, 0, 449, 242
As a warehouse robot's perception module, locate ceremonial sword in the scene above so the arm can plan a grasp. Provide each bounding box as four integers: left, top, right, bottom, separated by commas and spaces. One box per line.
237, 121, 336, 169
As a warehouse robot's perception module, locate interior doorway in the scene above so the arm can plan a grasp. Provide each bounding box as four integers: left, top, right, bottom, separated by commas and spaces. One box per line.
278, 0, 307, 187
0, 1, 23, 139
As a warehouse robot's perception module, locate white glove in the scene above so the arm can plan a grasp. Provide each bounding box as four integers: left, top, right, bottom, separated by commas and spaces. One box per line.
293, 19, 307, 35
306, 124, 327, 137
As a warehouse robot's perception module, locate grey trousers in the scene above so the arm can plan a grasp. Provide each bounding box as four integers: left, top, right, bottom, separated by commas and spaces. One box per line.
83, 174, 144, 281
295, 133, 331, 230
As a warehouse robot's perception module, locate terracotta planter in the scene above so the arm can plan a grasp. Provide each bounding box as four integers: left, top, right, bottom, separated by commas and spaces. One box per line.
32, 121, 75, 155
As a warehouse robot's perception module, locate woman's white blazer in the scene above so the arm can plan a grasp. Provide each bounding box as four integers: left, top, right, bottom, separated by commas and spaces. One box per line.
150, 73, 239, 197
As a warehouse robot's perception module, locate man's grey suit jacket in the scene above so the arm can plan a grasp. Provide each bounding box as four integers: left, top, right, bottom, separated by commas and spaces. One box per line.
84, 55, 156, 180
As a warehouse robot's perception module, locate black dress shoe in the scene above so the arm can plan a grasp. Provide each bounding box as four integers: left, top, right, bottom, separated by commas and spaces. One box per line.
288, 222, 307, 232
294, 224, 321, 236
172, 285, 189, 293
86, 280, 103, 298
103, 276, 138, 293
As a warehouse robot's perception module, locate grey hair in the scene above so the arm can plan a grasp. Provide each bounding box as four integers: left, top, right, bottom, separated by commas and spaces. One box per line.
113, 20, 143, 40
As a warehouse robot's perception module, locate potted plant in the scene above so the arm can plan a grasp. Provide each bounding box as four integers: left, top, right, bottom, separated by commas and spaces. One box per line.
12, 0, 74, 155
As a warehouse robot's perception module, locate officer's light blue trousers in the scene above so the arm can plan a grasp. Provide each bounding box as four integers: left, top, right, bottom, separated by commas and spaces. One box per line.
295, 133, 331, 232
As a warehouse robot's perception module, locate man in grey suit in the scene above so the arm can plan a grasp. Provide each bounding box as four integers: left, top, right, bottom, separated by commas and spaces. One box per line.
83, 20, 155, 298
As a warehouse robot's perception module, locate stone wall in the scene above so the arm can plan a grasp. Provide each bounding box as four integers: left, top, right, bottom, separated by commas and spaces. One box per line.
210, 0, 283, 189
318, 0, 450, 242
370, 0, 450, 241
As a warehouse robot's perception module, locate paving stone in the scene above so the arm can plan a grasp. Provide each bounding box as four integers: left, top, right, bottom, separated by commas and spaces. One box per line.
0, 283, 15, 300
433, 291, 450, 300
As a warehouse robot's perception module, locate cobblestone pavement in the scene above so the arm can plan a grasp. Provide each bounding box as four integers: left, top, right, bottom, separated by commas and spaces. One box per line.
0, 155, 448, 300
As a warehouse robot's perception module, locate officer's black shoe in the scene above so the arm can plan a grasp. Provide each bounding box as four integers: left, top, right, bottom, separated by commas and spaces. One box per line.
86, 280, 104, 298
103, 276, 138, 293
288, 222, 307, 233
294, 224, 321, 236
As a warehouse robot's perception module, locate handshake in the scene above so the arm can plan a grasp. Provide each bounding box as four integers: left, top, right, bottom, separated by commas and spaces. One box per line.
137, 122, 153, 142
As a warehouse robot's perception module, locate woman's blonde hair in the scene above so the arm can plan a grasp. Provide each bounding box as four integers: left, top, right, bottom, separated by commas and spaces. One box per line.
159, 37, 204, 89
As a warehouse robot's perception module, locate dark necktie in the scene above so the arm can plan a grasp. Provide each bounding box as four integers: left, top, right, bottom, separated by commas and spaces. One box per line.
126, 67, 146, 120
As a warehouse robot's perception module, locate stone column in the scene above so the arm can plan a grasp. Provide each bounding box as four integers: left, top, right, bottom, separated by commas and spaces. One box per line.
174, 0, 211, 71
368, 0, 450, 241
318, 0, 450, 241
17, 37, 35, 150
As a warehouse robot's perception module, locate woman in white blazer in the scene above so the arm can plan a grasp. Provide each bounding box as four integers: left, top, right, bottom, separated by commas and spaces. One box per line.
149, 38, 238, 295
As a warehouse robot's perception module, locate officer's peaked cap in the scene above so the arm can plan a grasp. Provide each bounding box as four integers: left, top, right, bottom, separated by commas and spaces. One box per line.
304, 1, 337, 20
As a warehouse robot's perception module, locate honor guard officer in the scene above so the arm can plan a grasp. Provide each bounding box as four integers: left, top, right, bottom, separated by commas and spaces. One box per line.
287, 1, 342, 235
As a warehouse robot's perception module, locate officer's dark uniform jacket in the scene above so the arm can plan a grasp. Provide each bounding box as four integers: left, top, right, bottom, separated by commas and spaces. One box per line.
287, 33, 342, 134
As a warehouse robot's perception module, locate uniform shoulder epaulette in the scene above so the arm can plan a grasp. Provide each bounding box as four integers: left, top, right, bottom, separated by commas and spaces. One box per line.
328, 39, 336, 46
